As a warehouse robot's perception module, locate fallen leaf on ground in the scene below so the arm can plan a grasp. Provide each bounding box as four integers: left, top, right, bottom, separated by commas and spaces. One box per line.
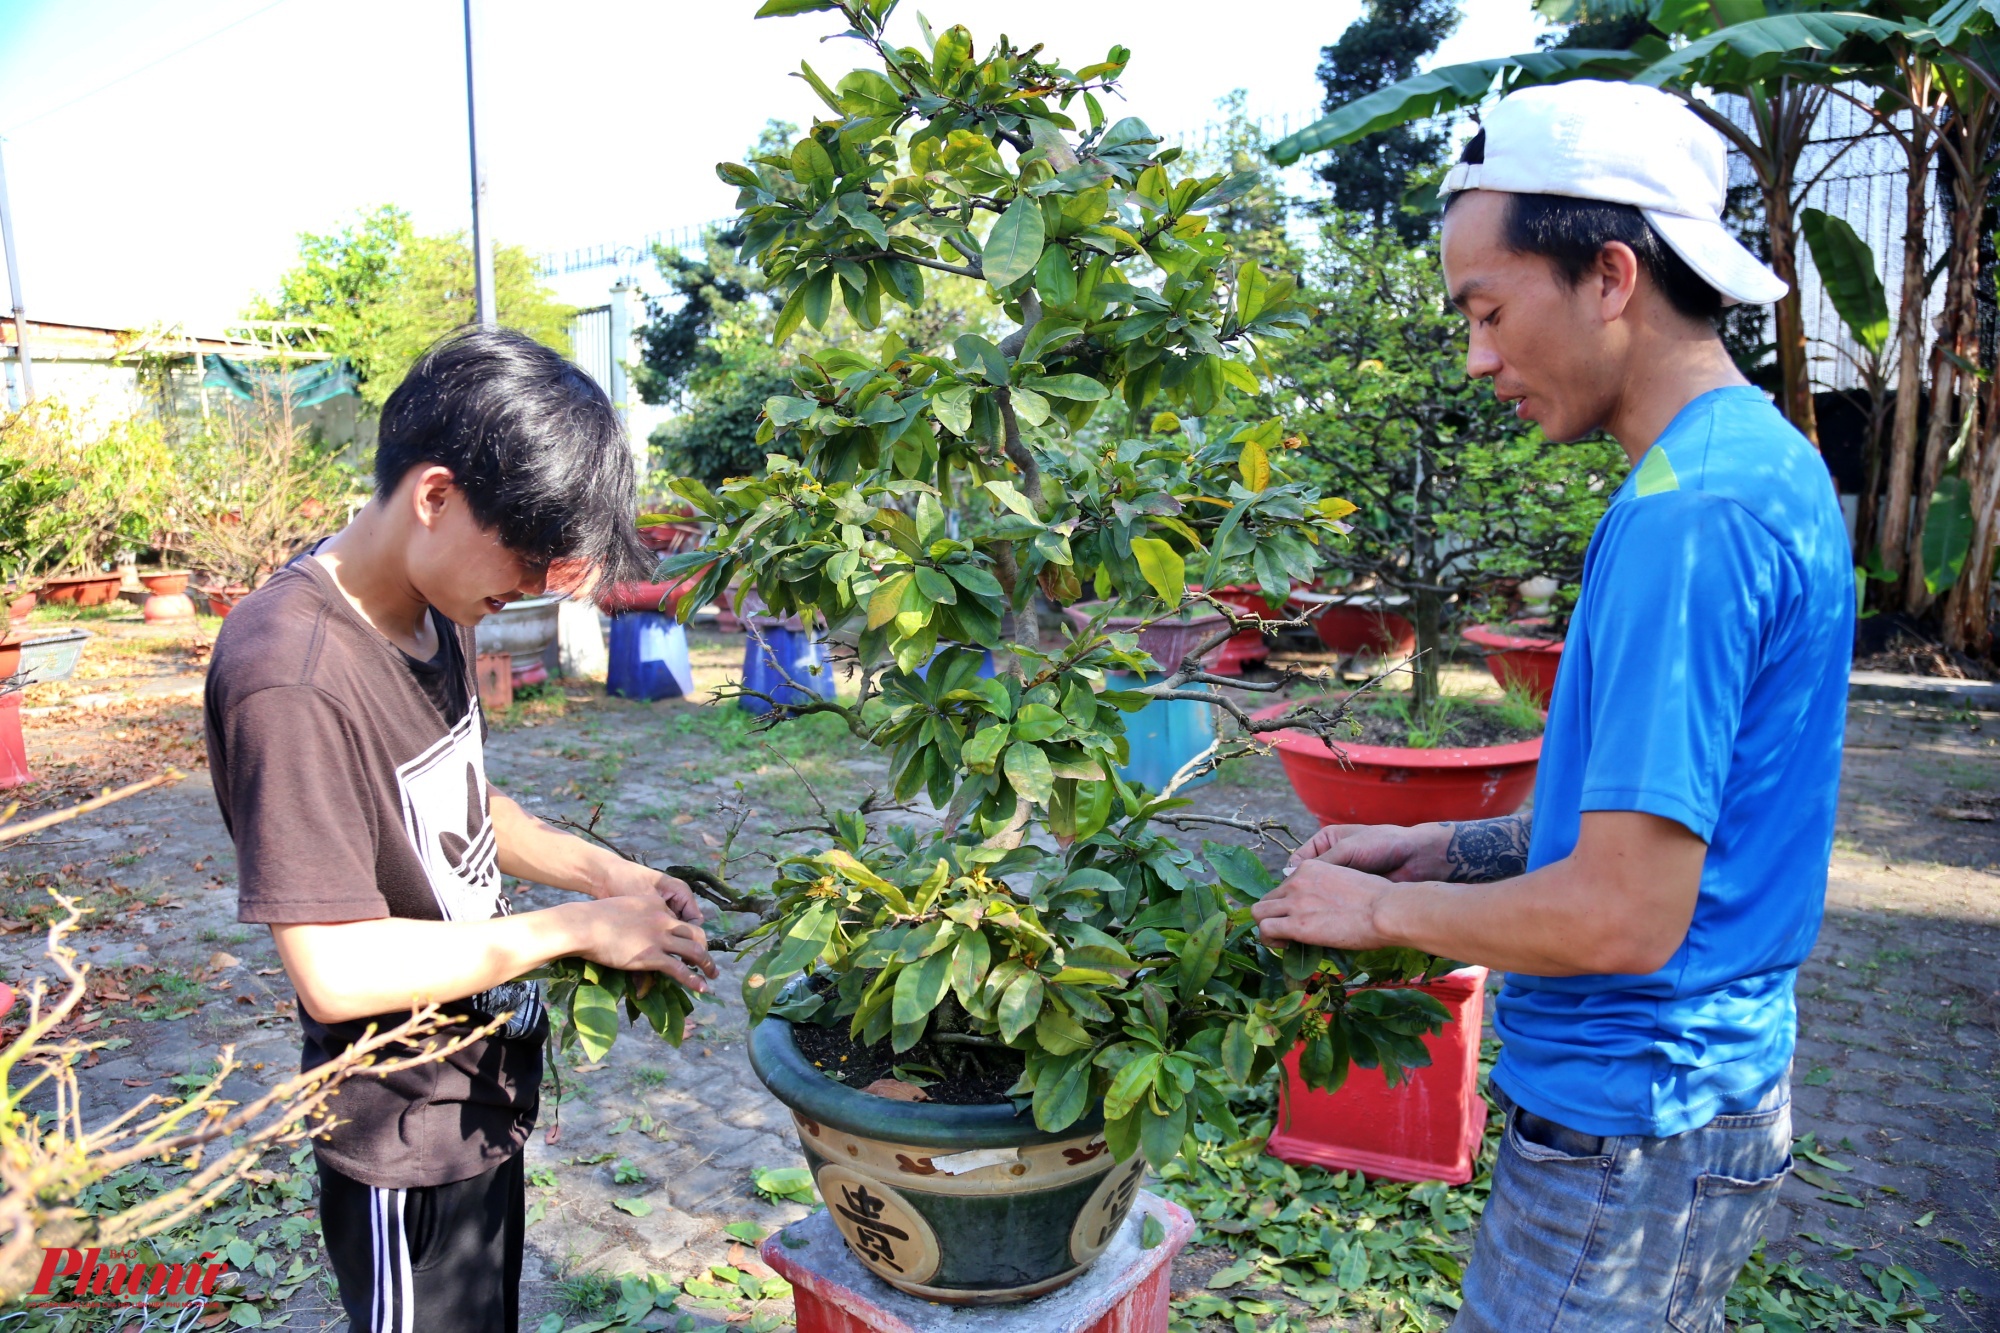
862, 1078, 929, 1102
207, 951, 240, 970
544, 1122, 563, 1146
672, 813, 695, 825
121, 1079, 152, 1088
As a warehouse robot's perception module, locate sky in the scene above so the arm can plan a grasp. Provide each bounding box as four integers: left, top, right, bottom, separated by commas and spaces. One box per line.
0, 0, 1550, 330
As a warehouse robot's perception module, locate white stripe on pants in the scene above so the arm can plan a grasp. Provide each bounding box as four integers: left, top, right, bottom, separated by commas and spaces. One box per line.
370, 1185, 411, 1333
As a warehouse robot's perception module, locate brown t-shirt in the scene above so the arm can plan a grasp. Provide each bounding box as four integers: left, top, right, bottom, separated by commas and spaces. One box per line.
204, 555, 544, 1188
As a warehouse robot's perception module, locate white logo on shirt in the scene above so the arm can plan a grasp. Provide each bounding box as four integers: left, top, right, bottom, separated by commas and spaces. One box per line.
394, 710, 500, 922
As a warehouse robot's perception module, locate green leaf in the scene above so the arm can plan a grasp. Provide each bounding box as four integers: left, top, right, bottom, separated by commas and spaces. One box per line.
791, 136, 834, 191
1268, 50, 1644, 164
613, 1197, 655, 1217
1021, 373, 1109, 401
963, 722, 1011, 773
1035, 245, 1078, 306
572, 983, 621, 1063
765, 395, 817, 427
837, 69, 904, 118
1003, 741, 1054, 804
1103, 1051, 1162, 1121
949, 930, 992, 1009
1634, 13, 1915, 89
868, 571, 913, 630
1010, 703, 1066, 742
931, 23, 973, 85
1038, 1057, 1096, 1133
773, 283, 808, 347
913, 566, 958, 605
1128, 537, 1186, 606
997, 970, 1045, 1042
984, 478, 1040, 520
984, 194, 1047, 290
892, 950, 954, 1028
1800, 207, 1888, 357
755, 0, 840, 15
1922, 475, 1974, 595
1337, 1238, 1371, 1289
229, 1305, 263, 1328
1220, 1021, 1254, 1084
1178, 912, 1226, 1001
724, 1221, 768, 1243
1140, 1213, 1165, 1249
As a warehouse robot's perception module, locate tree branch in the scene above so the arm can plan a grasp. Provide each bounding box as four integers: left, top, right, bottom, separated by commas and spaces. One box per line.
852, 250, 984, 281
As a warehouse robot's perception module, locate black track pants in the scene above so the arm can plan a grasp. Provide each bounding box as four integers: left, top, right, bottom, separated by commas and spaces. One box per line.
316, 1152, 523, 1333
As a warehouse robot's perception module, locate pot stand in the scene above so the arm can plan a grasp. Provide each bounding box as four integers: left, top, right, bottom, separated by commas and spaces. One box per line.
762, 1191, 1190, 1333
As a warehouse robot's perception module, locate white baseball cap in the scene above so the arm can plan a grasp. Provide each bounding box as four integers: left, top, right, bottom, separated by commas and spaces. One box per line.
1441, 80, 1787, 307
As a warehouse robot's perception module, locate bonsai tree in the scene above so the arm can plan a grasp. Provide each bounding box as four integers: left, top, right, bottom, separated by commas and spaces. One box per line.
0, 399, 171, 577
1253, 221, 1625, 713
556, 0, 1456, 1173
157, 381, 361, 589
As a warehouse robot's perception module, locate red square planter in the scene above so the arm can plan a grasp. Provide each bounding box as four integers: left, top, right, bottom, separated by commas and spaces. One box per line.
1267, 966, 1489, 1185
0, 693, 31, 790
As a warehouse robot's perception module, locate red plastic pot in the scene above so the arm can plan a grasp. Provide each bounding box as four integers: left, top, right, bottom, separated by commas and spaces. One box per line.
1268, 967, 1490, 1185
1201, 586, 1272, 675
1461, 622, 1563, 706
6, 590, 34, 628
40, 574, 121, 607
0, 981, 15, 1021
0, 693, 29, 789
1252, 698, 1541, 825
1286, 595, 1415, 659
596, 566, 713, 616
199, 584, 251, 618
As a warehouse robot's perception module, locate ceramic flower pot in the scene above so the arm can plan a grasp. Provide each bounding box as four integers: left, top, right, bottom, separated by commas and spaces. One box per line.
1461, 622, 1563, 706
748, 1018, 1144, 1305
139, 571, 196, 623
474, 595, 564, 684
1058, 604, 1231, 673
1251, 697, 1541, 825
5, 588, 35, 628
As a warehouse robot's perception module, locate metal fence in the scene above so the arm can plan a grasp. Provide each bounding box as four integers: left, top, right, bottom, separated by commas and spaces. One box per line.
569, 303, 613, 395
1719, 88, 1946, 397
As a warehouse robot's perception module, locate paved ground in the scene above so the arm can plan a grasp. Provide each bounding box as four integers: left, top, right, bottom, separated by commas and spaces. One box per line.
1, 609, 1994, 1328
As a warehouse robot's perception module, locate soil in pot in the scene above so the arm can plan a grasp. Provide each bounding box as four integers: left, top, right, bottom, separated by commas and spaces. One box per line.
1346, 690, 1543, 750
793, 1011, 1023, 1106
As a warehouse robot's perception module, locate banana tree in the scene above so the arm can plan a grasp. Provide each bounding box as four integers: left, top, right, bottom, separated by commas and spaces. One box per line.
1800, 208, 1894, 574
1269, 2, 1917, 450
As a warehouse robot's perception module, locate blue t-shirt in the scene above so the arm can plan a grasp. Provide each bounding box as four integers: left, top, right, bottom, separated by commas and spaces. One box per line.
1492, 386, 1854, 1138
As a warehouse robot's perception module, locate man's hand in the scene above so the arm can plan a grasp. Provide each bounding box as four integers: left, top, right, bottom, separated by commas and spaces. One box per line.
1285, 822, 1455, 881
1253, 860, 1397, 950
572, 896, 719, 993
594, 858, 704, 924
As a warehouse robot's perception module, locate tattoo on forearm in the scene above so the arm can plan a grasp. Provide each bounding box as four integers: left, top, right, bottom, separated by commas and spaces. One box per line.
1443, 815, 1532, 884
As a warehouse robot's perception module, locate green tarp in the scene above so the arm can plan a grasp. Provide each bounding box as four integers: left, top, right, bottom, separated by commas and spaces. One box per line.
202, 356, 357, 409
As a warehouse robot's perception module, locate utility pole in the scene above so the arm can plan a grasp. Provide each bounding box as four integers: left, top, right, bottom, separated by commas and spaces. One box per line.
0, 139, 33, 403
463, 0, 497, 329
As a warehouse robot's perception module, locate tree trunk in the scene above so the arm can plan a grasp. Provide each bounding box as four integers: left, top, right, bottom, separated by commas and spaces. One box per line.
1855, 388, 1888, 564
1877, 97, 1934, 587
1944, 413, 2000, 654
1410, 587, 1443, 717
1904, 194, 1980, 614
1768, 183, 1820, 446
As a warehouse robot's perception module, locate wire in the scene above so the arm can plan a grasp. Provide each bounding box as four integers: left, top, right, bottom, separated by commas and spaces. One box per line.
0, 0, 297, 137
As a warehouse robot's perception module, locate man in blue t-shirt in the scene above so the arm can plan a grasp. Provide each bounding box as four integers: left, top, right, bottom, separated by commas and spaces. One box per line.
1254, 81, 1853, 1331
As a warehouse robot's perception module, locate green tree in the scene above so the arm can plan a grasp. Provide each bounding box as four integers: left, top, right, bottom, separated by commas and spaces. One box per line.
1312, 0, 1460, 244
251, 207, 576, 411
594, 0, 1452, 1168
1259, 223, 1625, 712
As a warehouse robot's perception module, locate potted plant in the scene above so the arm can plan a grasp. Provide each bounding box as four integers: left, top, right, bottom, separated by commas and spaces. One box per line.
1204, 221, 1612, 820
154, 382, 359, 606
601, 1, 1451, 1302
0, 401, 169, 605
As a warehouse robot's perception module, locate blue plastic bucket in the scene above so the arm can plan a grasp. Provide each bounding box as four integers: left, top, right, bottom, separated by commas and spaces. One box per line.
606, 612, 694, 701
740, 627, 837, 713
1109, 671, 1216, 792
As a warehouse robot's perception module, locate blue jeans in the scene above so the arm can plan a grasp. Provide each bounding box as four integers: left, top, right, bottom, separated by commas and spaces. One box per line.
1454, 1076, 1791, 1332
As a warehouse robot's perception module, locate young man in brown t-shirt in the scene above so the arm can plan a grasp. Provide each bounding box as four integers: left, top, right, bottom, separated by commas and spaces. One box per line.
205, 327, 717, 1333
